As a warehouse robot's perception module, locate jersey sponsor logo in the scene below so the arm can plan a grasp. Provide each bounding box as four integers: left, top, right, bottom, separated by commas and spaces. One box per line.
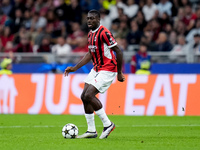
0, 74, 200, 116
88, 45, 97, 52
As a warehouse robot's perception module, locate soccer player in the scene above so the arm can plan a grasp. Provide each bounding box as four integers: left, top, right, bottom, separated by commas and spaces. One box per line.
64, 10, 125, 139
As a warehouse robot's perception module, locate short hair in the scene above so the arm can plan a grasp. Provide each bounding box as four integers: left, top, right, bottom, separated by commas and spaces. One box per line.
88, 9, 100, 18
140, 42, 148, 47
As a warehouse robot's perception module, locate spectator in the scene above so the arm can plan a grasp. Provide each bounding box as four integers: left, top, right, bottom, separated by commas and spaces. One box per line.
187, 34, 200, 53
0, 58, 12, 75
164, 23, 173, 34
144, 19, 161, 41
12, 9, 24, 33
44, 0, 55, 11
115, 20, 129, 38
66, 22, 85, 48
52, 36, 72, 56
80, 0, 101, 12
32, 0, 45, 13
39, 7, 48, 18
37, 35, 52, 53
73, 36, 88, 53
159, 12, 171, 31
46, 10, 66, 37
131, 43, 151, 73
185, 34, 200, 63
196, 9, 200, 20
171, 0, 179, 17
0, 9, 8, 25
110, 20, 119, 37
182, 4, 197, 32
108, 0, 125, 21
116, 37, 128, 51
169, 31, 177, 46
157, 0, 172, 17
30, 12, 47, 32
44, 23, 57, 39
3, 41, 15, 61
123, 0, 139, 19
30, 12, 47, 44
33, 22, 59, 46
126, 20, 142, 44
100, 9, 111, 30
151, 20, 161, 37
13, 26, 27, 45
179, 0, 191, 7
170, 35, 187, 54
141, 31, 156, 51
54, 0, 69, 21
111, 7, 125, 23
155, 32, 173, 51
142, 0, 158, 21
173, 7, 185, 28
186, 19, 200, 42
9, 0, 26, 19
25, 0, 34, 10
4, 41, 14, 53
0, 26, 14, 49
68, 0, 82, 24
138, 0, 145, 10
155, 32, 172, 52
1, 0, 13, 16
134, 10, 147, 31
174, 20, 186, 36
13, 33, 33, 52
23, 10, 32, 30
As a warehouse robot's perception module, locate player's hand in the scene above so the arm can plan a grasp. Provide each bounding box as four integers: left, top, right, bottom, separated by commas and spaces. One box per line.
117, 72, 125, 82
64, 67, 76, 77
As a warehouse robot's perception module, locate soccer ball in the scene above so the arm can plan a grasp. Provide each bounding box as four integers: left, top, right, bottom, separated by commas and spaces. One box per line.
62, 123, 78, 139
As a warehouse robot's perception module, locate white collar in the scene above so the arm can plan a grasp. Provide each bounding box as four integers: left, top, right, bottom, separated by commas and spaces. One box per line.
91, 25, 101, 33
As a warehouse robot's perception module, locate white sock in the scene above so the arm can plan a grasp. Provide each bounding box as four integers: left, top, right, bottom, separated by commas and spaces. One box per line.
85, 113, 96, 132
95, 108, 111, 127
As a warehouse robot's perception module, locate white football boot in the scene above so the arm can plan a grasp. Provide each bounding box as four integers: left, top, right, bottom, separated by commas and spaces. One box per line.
77, 131, 97, 138
99, 122, 115, 139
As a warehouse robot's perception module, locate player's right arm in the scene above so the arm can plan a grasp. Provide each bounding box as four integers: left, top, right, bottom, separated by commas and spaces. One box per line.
64, 51, 92, 76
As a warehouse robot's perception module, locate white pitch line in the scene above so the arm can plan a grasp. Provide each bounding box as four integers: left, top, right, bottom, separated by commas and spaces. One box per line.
131, 125, 200, 127
0, 124, 200, 128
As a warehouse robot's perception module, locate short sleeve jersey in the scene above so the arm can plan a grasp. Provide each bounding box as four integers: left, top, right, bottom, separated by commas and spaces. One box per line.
88, 25, 117, 72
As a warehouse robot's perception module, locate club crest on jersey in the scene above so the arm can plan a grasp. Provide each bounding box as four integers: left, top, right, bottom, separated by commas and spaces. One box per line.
88, 45, 97, 52
94, 36, 97, 41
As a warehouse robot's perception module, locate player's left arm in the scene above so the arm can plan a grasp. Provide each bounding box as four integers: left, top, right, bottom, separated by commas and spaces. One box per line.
112, 45, 125, 82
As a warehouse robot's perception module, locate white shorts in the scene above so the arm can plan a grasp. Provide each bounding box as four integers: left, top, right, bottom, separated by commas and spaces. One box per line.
84, 69, 117, 93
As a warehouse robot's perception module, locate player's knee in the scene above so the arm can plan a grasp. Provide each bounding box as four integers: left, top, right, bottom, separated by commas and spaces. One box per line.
84, 92, 93, 102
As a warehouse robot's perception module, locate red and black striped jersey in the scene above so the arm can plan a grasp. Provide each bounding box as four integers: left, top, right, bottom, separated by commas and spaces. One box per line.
88, 25, 117, 72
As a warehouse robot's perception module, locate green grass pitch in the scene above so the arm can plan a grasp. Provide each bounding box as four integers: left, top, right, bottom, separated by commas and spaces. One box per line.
0, 115, 200, 150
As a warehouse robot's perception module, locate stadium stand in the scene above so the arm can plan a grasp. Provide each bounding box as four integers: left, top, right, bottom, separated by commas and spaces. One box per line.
0, 0, 200, 70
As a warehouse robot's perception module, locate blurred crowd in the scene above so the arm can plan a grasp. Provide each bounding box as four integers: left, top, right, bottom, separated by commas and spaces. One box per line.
0, 0, 200, 63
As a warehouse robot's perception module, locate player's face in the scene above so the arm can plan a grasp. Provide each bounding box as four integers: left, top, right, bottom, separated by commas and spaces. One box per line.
87, 13, 100, 30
